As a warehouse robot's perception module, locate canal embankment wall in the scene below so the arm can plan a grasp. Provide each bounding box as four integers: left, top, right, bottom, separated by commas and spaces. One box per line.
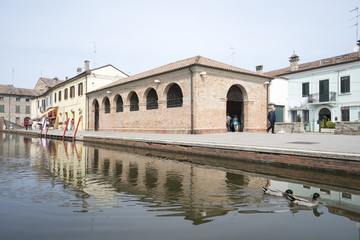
2, 129, 360, 175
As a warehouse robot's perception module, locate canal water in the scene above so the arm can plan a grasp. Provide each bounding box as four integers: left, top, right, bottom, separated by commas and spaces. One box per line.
0, 134, 360, 240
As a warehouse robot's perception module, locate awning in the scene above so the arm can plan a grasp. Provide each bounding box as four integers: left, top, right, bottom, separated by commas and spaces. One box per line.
41, 107, 58, 118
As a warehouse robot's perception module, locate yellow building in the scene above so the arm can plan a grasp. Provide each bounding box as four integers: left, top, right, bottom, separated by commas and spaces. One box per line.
32, 61, 128, 130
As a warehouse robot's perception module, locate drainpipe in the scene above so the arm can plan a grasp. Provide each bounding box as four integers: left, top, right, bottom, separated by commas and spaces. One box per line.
85, 74, 89, 131
265, 79, 271, 128
8, 94, 11, 123
189, 68, 194, 134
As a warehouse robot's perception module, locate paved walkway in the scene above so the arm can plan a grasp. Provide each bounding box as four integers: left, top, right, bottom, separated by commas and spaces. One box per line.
12, 129, 360, 156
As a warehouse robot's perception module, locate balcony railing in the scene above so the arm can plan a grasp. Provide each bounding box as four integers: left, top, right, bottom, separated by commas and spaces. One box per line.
307, 92, 336, 103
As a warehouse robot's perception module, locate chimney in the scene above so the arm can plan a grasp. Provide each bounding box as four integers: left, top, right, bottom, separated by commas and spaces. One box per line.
84, 60, 90, 71
357, 40, 360, 52
289, 51, 300, 71
66, 76, 68, 81
54, 77, 59, 85
255, 65, 263, 74
77, 68, 82, 74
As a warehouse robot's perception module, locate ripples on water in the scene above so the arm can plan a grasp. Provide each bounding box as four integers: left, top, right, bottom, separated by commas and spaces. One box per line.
0, 134, 360, 240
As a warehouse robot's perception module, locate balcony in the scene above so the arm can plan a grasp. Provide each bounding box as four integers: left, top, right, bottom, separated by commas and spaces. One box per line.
307, 92, 337, 104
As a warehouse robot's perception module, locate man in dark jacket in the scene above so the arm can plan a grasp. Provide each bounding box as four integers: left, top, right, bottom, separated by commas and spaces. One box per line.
266, 107, 276, 134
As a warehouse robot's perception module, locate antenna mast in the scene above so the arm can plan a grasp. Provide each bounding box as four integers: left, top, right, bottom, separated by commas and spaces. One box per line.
350, 7, 359, 44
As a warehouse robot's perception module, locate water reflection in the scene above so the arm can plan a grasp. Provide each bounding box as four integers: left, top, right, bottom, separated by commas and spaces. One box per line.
1, 133, 360, 232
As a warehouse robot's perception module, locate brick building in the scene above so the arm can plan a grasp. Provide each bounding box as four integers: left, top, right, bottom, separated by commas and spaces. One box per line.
87, 56, 272, 134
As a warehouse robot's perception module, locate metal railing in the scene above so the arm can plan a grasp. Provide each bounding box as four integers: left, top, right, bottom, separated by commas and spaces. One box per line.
307, 92, 336, 103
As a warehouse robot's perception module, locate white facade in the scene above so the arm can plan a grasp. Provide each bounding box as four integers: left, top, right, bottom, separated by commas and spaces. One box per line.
283, 60, 360, 132
268, 77, 289, 122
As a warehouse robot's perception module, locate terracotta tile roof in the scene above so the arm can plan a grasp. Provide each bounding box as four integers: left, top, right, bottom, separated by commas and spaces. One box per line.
265, 51, 360, 77
0, 84, 42, 96
40, 77, 64, 87
94, 55, 270, 92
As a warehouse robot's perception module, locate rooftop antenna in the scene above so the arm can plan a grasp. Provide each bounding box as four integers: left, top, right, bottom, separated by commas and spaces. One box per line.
350, 7, 359, 45
93, 41, 97, 68
230, 46, 236, 66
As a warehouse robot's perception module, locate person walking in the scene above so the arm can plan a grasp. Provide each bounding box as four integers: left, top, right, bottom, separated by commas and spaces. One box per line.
70, 119, 74, 131
226, 113, 231, 132
266, 107, 276, 134
24, 120, 29, 130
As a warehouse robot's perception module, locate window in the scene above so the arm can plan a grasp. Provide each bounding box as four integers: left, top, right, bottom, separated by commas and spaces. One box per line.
291, 110, 297, 122
146, 88, 158, 110
70, 86, 75, 98
78, 83, 83, 96
342, 192, 352, 199
0, 97, 4, 101
302, 110, 309, 123
302, 82, 309, 97
130, 92, 139, 111
340, 76, 350, 93
116, 95, 123, 112
341, 107, 349, 121
26, 106, 30, 114
37, 100, 40, 108
54, 93, 57, 103
26, 98, 30, 102
167, 84, 183, 108
64, 88, 68, 100
16, 97, 21, 102
16, 105, 20, 113
58, 91, 62, 101
0, 105, 4, 112
104, 98, 110, 113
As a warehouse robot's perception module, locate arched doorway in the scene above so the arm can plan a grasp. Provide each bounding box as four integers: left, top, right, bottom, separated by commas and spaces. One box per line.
226, 85, 244, 132
94, 100, 99, 131
319, 108, 331, 123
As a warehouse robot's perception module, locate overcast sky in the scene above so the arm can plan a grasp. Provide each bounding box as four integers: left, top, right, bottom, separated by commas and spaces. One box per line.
1, 0, 359, 89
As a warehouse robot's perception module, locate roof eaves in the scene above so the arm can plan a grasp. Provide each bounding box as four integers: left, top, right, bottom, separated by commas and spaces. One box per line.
277, 58, 360, 76
87, 62, 272, 95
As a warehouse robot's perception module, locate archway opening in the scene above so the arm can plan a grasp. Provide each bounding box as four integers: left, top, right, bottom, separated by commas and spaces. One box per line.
226, 85, 244, 132
319, 108, 331, 123
94, 100, 99, 131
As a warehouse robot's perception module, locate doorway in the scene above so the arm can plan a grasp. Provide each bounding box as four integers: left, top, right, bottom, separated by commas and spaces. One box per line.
318, 108, 331, 123
94, 100, 99, 131
319, 79, 329, 102
226, 85, 244, 132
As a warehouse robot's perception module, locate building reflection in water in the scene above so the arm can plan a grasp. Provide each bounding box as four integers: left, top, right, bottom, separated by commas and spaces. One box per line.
3, 134, 360, 228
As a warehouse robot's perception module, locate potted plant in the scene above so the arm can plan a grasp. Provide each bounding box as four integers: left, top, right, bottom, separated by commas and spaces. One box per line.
321, 119, 335, 133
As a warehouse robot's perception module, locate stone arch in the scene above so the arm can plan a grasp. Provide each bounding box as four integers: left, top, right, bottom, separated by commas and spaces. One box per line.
127, 91, 139, 111
144, 87, 159, 110
226, 85, 248, 132
114, 94, 124, 113
102, 97, 111, 114
92, 99, 100, 131
317, 106, 333, 122
164, 83, 183, 108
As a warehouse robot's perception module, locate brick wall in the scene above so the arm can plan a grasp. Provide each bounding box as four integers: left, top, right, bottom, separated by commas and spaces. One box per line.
87, 67, 269, 134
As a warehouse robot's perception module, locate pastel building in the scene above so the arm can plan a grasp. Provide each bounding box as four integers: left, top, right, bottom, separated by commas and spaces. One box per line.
267, 46, 360, 132
32, 61, 128, 130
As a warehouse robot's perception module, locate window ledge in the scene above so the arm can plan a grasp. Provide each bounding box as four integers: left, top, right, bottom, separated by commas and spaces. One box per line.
339, 93, 351, 96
